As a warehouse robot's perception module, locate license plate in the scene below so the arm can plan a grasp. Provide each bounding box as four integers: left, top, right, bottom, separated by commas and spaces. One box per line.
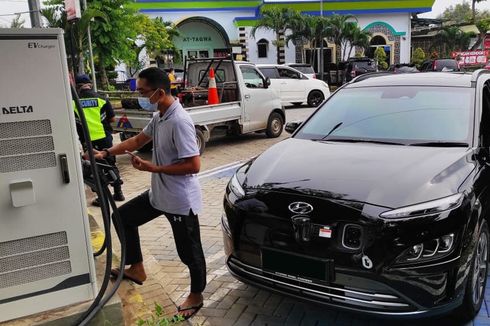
262, 247, 334, 283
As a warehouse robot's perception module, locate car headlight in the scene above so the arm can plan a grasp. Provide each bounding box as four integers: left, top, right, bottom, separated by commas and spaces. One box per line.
395, 233, 455, 265
380, 194, 464, 219
229, 173, 245, 197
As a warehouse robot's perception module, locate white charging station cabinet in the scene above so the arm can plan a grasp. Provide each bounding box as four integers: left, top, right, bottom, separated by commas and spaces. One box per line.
0, 29, 96, 322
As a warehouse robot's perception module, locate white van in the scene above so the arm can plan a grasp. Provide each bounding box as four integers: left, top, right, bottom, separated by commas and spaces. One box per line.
257, 64, 331, 107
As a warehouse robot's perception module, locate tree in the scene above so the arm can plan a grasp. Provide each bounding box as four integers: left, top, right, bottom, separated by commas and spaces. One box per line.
475, 18, 490, 49
326, 14, 356, 82
473, 0, 488, 22
251, 7, 298, 64
440, 1, 490, 24
126, 15, 179, 77
411, 47, 426, 68
374, 47, 388, 70
432, 26, 474, 57
10, 14, 25, 28
345, 24, 371, 59
286, 15, 331, 66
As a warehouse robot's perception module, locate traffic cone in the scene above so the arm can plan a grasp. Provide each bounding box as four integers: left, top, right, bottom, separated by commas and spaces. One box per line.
207, 68, 219, 105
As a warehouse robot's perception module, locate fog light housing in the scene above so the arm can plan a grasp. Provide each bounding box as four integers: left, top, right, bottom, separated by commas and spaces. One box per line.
396, 233, 456, 265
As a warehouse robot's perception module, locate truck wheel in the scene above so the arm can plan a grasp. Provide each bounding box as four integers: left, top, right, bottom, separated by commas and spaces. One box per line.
196, 128, 206, 154
458, 221, 489, 322
307, 90, 325, 107
266, 112, 284, 138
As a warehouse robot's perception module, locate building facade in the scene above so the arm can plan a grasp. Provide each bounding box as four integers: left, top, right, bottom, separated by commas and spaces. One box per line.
131, 0, 435, 71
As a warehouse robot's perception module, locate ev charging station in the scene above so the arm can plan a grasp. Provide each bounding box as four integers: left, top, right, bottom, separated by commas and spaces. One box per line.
0, 29, 97, 322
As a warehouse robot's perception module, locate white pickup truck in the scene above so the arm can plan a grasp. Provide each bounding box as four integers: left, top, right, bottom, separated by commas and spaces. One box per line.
112, 58, 285, 153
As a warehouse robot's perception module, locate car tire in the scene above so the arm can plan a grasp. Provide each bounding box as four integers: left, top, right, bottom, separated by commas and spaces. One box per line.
458, 220, 489, 321
307, 90, 325, 107
266, 112, 284, 138
196, 128, 206, 154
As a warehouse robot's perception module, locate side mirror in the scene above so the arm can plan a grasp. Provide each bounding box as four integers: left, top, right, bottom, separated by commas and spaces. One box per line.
285, 121, 302, 134
264, 77, 271, 88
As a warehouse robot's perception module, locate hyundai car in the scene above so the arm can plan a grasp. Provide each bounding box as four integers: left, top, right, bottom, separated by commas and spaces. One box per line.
222, 71, 490, 320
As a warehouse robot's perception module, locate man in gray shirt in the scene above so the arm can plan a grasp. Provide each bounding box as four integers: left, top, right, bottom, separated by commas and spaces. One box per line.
95, 67, 205, 319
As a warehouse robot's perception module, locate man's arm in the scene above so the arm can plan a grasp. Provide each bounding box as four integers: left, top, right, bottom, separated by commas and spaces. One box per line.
132, 155, 200, 175
97, 132, 151, 159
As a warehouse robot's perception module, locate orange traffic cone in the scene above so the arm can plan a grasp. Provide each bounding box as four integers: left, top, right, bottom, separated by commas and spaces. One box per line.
207, 68, 219, 105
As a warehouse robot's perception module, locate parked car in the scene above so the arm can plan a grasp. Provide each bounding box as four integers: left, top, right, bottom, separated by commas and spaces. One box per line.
284, 63, 317, 79
389, 63, 419, 73
420, 59, 460, 72
113, 58, 284, 154
223, 70, 490, 320
343, 57, 377, 82
257, 64, 330, 107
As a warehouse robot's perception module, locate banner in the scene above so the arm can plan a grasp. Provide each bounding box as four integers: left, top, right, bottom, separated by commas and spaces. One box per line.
65, 0, 81, 22
452, 50, 489, 66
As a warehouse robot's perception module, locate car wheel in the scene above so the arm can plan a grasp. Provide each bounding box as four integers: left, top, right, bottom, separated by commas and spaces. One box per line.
458, 221, 489, 321
307, 90, 325, 107
196, 128, 206, 154
266, 112, 284, 138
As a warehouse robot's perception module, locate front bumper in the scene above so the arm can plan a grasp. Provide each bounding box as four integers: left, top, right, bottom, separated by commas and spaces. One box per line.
223, 238, 464, 318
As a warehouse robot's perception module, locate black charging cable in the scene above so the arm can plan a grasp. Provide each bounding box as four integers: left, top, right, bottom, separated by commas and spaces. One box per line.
70, 85, 126, 326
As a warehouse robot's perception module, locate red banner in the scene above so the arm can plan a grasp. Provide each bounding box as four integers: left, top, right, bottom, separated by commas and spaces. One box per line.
452, 50, 489, 66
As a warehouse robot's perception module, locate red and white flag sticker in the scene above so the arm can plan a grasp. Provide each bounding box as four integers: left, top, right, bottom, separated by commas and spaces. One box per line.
319, 227, 332, 238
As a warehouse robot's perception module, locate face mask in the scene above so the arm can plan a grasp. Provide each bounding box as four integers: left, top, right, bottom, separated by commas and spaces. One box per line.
138, 89, 160, 111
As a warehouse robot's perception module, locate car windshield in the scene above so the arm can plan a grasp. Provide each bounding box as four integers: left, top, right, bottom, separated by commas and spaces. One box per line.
291, 65, 315, 74
353, 61, 375, 70
296, 86, 473, 145
435, 60, 458, 71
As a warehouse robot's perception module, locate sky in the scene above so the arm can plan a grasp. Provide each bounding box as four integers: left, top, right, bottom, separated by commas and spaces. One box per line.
1, 0, 490, 27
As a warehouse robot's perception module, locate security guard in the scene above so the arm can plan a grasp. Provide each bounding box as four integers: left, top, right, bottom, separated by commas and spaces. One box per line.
74, 74, 125, 205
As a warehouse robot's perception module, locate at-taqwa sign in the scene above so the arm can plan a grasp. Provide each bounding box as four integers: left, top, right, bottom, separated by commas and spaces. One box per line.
452, 50, 489, 66
65, 0, 81, 22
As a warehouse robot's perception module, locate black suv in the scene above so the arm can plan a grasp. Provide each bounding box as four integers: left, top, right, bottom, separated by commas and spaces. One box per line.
343, 57, 377, 82
222, 70, 490, 320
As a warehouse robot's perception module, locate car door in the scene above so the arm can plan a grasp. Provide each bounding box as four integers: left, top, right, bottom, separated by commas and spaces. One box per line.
239, 65, 272, 131
277, 67, 305, 103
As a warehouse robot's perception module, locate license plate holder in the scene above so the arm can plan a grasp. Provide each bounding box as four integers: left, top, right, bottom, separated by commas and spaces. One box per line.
262, 247, 334, 283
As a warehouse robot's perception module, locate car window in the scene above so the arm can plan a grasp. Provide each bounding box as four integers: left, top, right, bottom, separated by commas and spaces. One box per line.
296, 86, 473, 144
290, 65, 315, 74
435, 60, 459, 72
198, 69, 226, 83
240, 66, 264, 88
259, 67, 279, 79
278, 68, 300, 79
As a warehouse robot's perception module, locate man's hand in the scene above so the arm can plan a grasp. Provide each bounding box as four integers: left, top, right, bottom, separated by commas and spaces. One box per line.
83, 149, 106, 160
131, 155, 155, 172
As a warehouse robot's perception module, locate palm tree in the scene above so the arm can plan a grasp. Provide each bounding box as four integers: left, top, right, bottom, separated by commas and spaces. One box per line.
251, 7, 298, 64
346, 27, 371, 58
473, 0, 487, 23
432, 26, 475, 57
287, 15, 331, 67
326, 14, 356, 84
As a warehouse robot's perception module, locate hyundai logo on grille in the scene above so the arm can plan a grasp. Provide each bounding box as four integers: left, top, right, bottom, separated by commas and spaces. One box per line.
288, 202, 314, 214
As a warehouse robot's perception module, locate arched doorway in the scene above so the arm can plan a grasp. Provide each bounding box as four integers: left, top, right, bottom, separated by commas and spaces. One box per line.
367, 35, 391, 66
174, 17, 231, 60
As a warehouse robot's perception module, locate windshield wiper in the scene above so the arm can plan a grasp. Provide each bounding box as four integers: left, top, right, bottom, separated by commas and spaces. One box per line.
324, 138, 405, 145
409, 141, 469, 147
318, 122, 343, 141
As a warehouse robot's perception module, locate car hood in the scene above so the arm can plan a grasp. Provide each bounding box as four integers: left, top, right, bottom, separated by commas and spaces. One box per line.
242, 138, 475, 209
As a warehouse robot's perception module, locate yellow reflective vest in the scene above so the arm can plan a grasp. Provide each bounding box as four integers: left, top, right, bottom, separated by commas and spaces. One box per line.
73, 97, 107, 142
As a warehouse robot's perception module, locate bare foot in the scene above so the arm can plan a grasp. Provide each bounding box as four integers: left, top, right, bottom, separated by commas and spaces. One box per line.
111, 263, 147, 284
177, 293, 203, 319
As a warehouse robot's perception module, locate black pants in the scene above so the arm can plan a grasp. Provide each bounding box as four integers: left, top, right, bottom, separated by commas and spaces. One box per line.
92, 134, 122, 190
115, 190, 207, 293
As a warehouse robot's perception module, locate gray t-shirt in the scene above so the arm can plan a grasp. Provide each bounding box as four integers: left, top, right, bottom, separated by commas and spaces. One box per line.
142, 100, 202, 215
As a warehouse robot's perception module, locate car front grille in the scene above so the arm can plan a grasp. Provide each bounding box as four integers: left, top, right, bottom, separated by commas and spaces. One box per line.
228, 256, 415, 313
